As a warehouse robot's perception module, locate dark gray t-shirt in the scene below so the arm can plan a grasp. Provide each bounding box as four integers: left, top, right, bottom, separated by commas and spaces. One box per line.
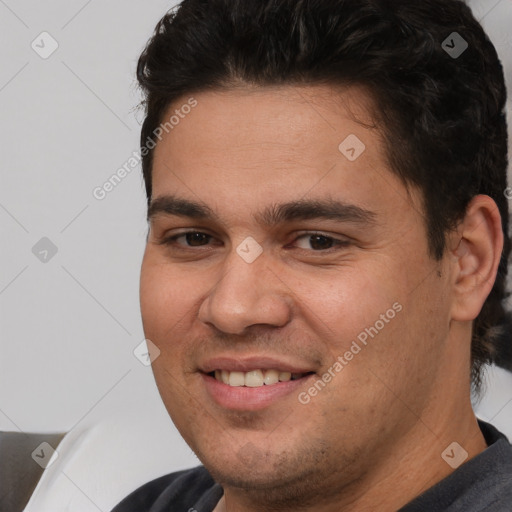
112, 420, 512, 511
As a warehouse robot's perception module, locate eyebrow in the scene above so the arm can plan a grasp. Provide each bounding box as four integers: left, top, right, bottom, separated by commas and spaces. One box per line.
147, 195, 376, 227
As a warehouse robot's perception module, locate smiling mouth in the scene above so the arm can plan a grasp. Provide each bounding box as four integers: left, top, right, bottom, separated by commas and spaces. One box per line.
209, 369, 315, 387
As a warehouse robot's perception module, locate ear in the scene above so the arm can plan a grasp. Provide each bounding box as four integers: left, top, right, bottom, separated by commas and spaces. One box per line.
449, 195, 504, 322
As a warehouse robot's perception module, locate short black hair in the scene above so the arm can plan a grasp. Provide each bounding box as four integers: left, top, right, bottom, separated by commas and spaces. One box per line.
136, 0, 510, 394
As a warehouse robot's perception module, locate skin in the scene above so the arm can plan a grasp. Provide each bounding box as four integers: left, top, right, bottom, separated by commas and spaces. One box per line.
139, 84, 502, 511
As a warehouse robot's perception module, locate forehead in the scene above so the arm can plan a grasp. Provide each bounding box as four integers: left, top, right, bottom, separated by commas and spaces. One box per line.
150, 84, 421, 226
153, 84, 377, 166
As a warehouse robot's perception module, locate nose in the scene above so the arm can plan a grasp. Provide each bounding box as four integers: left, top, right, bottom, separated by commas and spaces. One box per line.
197, 242, 293, 335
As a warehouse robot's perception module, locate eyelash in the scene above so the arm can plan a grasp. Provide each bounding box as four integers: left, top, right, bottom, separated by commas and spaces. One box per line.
158, 231, 349, 252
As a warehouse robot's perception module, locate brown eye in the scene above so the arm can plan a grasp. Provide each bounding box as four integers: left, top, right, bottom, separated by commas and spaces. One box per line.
294, 233, 346, 251
308, 235, 335, 250
160, 231, 214, 248
184, 232, 211, 246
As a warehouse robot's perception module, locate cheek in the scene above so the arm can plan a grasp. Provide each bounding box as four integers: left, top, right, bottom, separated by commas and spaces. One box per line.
139, 260, 202, 419
292, 259, 434, 397
291, 264, 403, 344
139, 257, 198, 341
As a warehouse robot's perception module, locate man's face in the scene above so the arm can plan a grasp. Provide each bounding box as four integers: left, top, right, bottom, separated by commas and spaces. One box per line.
140, 85, 454, 498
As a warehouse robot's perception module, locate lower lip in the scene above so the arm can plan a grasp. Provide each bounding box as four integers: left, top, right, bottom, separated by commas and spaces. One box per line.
201, 373, 314, 411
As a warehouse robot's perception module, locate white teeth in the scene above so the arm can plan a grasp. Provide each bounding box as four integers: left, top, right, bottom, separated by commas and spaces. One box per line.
263, 369, 279, 385
245, 370, 264, 387
228, 371, 245, 387
213, 369, 305, 387
278, 371, 292, 382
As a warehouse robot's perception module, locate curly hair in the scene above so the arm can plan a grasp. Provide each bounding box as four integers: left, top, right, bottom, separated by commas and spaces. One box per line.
136, 0, 510, 395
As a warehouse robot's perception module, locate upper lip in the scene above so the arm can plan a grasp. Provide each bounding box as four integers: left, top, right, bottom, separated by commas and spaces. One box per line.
200, 356, 316, 374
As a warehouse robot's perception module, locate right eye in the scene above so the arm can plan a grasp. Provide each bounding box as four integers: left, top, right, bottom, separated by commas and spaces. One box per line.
160, 231, 216, 248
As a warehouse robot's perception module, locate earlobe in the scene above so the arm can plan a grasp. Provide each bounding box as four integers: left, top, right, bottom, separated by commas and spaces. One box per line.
450, 195, 503, 322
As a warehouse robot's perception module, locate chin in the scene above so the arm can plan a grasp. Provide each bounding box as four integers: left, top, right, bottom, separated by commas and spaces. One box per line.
205, 458, 303, 492
201, 453, 349, 510
193, 441, 294, 487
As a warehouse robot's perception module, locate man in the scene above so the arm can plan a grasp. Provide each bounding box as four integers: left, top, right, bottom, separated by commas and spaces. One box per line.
113, 0, 512, 510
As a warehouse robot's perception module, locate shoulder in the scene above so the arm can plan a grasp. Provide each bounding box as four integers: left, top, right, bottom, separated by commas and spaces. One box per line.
401, 420, 512, 511
111, 465, 221, 512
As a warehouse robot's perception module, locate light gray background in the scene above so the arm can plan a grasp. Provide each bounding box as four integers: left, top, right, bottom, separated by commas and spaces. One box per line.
1, 0, 512, 505
1, 0, 180, 433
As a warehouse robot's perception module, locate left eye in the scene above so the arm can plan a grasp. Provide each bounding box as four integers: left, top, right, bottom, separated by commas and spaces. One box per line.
293, 233, 345, 251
